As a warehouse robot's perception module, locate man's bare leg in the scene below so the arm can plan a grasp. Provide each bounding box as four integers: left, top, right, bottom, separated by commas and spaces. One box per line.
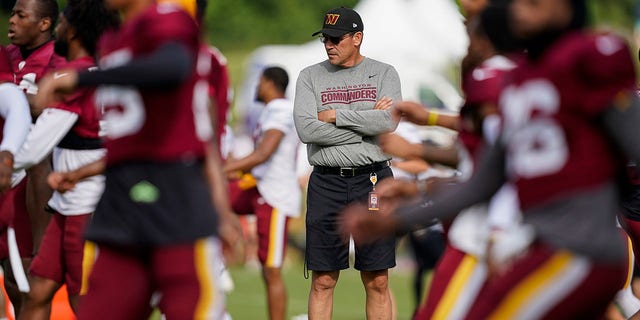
2, 259, 27, 318
25, 160, 53, 253
308, 270, 339, 320
263, 266, 286, 320
361, 269, 392, 320
18, 276, 59, 320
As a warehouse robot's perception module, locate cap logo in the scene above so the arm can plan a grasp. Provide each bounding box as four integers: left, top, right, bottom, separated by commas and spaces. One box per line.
325, 14, 340, 25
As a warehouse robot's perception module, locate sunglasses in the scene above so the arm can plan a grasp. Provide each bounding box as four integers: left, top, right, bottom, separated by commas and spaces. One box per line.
320, 33, 354, 45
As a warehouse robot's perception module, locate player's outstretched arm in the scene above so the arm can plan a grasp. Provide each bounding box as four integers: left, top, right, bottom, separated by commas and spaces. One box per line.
35, 42, 194, 112
77, 42, 193, 88
378, 133, 424, 159
421, 143, 459, 168
13, 109, 78, 172
47, 157, 106, 193
0, 83, 31, 150
392, 159, 430, 175
33, 69, 79, 112
343, 141, 506, 243
222, 129, 284, 174
0, 82, 31, 192
379, 133, 459, 166
394, 101, 460, 131
204, 142, 242, 257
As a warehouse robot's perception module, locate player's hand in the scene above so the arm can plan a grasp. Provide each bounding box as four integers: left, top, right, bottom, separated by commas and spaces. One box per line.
379, 133, 417, 159
47, 171, 78, 193
218, 209, 243, 258
317, 109, 336, 123
341, 203, 398, 243
34, 69, 78, 113
0, 151, 13, 193
394, 101, 430, 125
226, 171, 242, 180
373, 96, 393, 110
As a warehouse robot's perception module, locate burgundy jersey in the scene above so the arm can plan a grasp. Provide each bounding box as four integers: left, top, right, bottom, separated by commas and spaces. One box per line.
6, 41, 65, 95
50, 56, 100, 140
499, 32, 637, 210
0, 45, 16, 143
459, 55, 514, 163
198, 45, 230, 144
96, 3, 207, 165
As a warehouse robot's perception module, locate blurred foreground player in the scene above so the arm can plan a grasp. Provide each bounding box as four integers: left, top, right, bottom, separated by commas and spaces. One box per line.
4, 0, 64, 312
10, 0, 119, 318
344, 0, 640, 318
35, 0, 240, 318
413, 6, 518, 319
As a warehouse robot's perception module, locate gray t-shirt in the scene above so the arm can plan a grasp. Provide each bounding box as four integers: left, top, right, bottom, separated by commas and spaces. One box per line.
294, 57, 401, 167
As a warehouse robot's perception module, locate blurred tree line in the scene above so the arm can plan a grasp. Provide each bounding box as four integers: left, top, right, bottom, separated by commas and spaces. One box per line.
203, 0, 358, 50
0, 0, 635, 50
202, 0, 637, 51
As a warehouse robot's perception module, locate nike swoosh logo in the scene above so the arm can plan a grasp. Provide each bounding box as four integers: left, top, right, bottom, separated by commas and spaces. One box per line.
368, 74, 377, 79
53, 72, 68, 79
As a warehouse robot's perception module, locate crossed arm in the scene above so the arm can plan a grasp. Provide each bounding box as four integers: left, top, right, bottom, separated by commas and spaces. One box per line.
293, 76, 364, 146
294, 71, 400, 145
316, 96, 397, 136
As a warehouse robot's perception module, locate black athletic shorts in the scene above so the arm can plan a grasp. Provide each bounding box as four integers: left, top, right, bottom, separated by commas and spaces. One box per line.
305, 165, 395, 271
87, 161, 218, 246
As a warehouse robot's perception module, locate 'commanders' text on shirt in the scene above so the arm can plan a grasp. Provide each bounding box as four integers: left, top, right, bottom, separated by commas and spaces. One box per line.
321, 84, 377, 105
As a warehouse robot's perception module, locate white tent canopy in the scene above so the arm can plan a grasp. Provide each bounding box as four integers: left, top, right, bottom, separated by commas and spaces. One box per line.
235, 0, 468, 132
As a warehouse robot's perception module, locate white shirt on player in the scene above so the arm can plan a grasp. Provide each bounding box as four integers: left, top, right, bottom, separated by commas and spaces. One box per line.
251, 98, 301, 217
13, 108, 105, 216
48, 146, 105, 216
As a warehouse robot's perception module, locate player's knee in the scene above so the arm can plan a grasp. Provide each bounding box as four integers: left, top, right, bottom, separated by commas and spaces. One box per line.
262, 267, 283, 284
362, 271, 389, 293
24, 286, 55, 306
311, 272, 338, 292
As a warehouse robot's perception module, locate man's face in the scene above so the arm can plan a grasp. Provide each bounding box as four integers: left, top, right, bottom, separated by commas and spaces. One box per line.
510, 0, 572, 39
323, 32, 361, 67
9, 0, 45, 47
54, 14, 70, 58
255, 75, 268, 104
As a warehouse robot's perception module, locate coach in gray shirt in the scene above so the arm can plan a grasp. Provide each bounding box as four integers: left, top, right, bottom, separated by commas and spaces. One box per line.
294, 6, 401, 320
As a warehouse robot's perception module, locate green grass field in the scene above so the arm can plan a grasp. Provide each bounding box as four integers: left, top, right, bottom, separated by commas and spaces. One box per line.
226, 260, 420, 320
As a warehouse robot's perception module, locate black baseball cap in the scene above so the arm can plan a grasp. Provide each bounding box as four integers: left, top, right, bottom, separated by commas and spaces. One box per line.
311, 7, 364, 38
